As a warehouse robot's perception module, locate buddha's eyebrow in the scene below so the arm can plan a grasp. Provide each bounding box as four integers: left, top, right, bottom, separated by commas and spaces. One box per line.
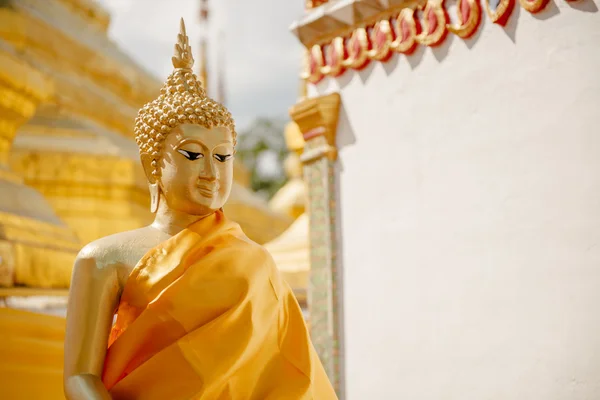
178, 139, 233, 148
176, 139, 209, 150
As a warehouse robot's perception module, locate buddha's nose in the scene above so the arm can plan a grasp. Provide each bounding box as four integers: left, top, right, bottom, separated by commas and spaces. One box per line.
200, 156, 218, 181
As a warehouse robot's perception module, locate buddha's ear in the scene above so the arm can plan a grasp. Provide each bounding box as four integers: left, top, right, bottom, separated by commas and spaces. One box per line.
140, 152, 156, 184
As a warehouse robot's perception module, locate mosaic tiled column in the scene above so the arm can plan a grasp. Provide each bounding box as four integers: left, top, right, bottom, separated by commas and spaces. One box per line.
289, 93, 342, 395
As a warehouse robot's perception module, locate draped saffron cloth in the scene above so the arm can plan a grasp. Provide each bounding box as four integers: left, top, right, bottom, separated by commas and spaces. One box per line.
101, 210, 337, 399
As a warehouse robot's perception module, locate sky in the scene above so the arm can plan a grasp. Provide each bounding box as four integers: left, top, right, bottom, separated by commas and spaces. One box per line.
98, 0, 306, 131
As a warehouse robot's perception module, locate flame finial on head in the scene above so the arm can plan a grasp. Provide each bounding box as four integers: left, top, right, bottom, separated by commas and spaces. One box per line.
172, 18, 195, 70
134, 18, 236, 179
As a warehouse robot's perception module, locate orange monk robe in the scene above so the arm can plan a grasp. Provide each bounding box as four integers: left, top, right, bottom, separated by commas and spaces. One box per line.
102, 210, 337, 400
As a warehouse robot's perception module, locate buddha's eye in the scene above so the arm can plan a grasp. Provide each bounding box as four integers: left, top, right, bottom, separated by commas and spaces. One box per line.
177, 149, 203, 161
214, 154, 232, 163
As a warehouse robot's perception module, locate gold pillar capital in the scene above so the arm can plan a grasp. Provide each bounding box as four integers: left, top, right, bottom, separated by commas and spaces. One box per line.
284, 121, 305, 153
288, 92, 341, 145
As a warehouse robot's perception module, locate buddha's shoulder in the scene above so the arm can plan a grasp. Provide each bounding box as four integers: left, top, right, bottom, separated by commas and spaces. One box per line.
223, 230, 276, 265
223, 229, 288, 296
76, 226, 161, 269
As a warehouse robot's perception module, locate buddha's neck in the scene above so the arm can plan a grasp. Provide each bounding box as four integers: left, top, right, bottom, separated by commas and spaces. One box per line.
151, 193, 211, 236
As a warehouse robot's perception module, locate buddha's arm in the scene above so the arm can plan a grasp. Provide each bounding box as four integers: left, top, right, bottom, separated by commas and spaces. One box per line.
64, 254, 121, 399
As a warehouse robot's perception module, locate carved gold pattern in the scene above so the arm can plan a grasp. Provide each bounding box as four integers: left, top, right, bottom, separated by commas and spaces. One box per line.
416, 0, 448, 46
392, 8, 419, 53
323, 37, 346, 77
368, 20, 394, 61
304, 44, 326, 84
518, 0, 549, 13
484, 0, 514, 24
342, 29, 370, 70
447, 0, 482, 38
289, 93, 342, 394
299, 0, 562, 82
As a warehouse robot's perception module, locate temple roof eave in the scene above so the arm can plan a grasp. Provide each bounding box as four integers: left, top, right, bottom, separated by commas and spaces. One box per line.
290, 0, 419, 47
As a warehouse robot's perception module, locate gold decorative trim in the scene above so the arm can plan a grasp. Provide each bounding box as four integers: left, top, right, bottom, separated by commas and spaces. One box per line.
484, 0, 514, 24
295, 0, 562, 82
518, 0, 549, 12
304, 44, 326, 84
300, 2, 452, 83
341, 29, 370, 69
391, 9, 418, 54
324, 37, 347, 77
367, 20, 394, 61
416, 0, 448, 46
447, 0, 482, 38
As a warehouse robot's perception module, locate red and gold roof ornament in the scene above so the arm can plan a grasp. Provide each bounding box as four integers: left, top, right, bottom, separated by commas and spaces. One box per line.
295, 0, 574, 83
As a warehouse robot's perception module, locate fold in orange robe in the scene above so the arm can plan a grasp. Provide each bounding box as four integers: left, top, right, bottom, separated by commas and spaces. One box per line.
101, 210, 337, 399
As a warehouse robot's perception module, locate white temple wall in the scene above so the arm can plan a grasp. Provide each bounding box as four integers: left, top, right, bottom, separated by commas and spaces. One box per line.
310, 3, 600, 399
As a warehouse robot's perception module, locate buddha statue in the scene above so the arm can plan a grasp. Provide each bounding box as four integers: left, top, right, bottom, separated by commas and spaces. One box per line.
63, 19, 337, 400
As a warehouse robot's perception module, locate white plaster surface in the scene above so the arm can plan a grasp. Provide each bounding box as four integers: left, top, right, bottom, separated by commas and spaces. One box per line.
310, 2, 600, 398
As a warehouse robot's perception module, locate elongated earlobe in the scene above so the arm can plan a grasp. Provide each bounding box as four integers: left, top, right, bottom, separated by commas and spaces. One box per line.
149, 183, 160, 213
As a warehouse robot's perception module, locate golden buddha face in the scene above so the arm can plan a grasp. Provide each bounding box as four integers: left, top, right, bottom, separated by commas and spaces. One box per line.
147, 123, 234, 216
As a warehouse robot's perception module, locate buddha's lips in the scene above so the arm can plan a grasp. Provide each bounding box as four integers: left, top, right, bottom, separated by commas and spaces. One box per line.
197, 184, 218, 196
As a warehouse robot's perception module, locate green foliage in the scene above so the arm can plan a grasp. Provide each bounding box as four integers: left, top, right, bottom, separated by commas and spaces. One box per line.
237, 117, 288, 200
